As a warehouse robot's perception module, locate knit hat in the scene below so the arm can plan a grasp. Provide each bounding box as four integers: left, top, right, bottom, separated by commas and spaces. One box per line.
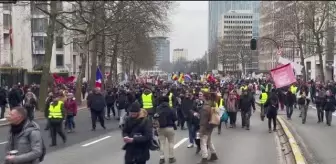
129, 101, 141, 113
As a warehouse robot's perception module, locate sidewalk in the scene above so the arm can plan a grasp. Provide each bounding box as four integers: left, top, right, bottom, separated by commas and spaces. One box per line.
0, 100, 87, 126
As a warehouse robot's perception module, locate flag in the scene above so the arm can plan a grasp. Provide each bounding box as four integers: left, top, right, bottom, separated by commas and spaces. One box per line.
172, 74, 178, 81
271, 63, 296, 88
184, 74, 192, 81
95, 68, 103, 88
178, 73, 184, 83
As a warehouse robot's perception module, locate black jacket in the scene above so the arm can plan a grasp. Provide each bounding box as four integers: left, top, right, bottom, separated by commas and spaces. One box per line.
8, 89, 21, 107
181, 97, 195, 120
156, 102, 177, 128
88, 93, 106, 112
105, 93, 116, 106
323, 95, 336, 112
238, 94, 256, 112
122, 114, 152, 163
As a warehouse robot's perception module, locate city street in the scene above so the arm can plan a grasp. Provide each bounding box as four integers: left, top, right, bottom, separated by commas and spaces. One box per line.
0, 111, 281, 164
280, 104, 336, 164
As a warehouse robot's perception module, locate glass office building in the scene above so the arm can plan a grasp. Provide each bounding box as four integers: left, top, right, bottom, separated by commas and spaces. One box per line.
208, 1, 260, 69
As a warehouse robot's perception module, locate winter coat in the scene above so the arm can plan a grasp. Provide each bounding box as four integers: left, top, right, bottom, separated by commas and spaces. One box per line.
181, 97, 195, 121
155, 102, 177, 128
199, 100, 215, 135
64, 99, 78, 116
122, 109, 152, 163
4, 120, 43, 164
8, 89, 21, 108
323, 95, 336, 112
87, 93, 106, 112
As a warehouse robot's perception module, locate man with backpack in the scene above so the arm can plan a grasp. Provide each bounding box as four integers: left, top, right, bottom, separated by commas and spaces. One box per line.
4, 106, 46, 164
154, 96, 177, 164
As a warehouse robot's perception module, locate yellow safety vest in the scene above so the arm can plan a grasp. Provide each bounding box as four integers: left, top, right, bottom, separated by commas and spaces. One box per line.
142, 93, 153, 109
201, 88, 209, 92
216, 99, 224, 108
48, 101, 63, 119
260, 93, 268, 104
240, 86, 248, 91
169, 93, 173, 107
290, 86, 297, 94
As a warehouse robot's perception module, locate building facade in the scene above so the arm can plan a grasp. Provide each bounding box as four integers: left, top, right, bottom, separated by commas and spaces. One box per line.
150, 36, 170, 70
217, 10, 256, 75
208, 1, 259, 70
172, 48, 188, 63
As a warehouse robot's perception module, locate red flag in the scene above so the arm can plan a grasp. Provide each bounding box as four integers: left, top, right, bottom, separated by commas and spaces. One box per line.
270, 63, 296, 88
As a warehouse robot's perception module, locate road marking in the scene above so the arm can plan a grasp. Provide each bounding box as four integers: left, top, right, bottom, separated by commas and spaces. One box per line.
0, 141, 7, 145
81, 136, 111, 147
173, 138, 188, 149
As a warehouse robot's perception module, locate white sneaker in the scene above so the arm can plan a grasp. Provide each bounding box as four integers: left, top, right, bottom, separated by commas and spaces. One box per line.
0, 118, 6, 121
187, 144, 194, 148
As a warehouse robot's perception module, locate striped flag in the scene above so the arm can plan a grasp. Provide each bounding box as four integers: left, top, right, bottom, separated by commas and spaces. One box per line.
95, 68, 103, 88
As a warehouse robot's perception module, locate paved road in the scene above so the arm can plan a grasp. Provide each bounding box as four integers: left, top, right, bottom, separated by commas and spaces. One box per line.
280, 104, 336, 164
0, 109, 120, 162
32, 112, 280, 164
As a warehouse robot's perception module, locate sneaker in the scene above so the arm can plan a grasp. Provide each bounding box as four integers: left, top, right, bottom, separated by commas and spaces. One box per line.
197, 158, 208, 164
187, 144, 194, 148
169, 158, 176, 163
208, 153, 218, 161
269, 129, 272, 133
159, 158, 165, 164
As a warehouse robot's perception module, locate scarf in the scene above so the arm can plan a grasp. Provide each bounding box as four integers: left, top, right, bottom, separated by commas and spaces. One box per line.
10, 119, 27, 135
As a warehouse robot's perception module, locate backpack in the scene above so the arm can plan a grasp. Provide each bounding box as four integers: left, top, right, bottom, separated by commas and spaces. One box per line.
154, 107, 168, 128
27, 131, 46, 162
209, 107, 220, 126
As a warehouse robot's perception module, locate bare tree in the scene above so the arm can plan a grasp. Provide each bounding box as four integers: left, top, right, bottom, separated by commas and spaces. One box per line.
300, 1, 331, 82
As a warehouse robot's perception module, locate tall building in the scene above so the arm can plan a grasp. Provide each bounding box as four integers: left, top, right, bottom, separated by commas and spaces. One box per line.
151, 36, 170, 69
208, 1, 259, 70
172, 48, 188, 63
0, 2, 73, 73
217, 10, 256, 75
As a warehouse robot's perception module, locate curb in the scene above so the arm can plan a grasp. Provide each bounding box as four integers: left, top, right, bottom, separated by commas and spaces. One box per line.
277, 116, 307, 164
0, 107, 88, 127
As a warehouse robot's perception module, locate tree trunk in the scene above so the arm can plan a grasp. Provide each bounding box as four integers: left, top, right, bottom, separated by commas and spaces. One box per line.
298, 41, 307, 82
316, 33, 325, 82
37, 1, 57, 112
100, 34, 106, 89
75, 50, 87, 104
89, 37, 98, 88
108, 34, 119, 86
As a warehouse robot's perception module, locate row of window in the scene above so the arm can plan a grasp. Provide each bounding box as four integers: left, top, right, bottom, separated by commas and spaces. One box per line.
224, 15, 253, 19
224, 26, 252, 29
34, 36, 64, 51
223, 31, 252, 34
32, 54, 64, 67
223, 35, 252, 39
223, 21, 253, 24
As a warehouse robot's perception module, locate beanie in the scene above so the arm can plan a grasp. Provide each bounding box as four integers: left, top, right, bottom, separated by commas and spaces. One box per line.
129, 101, 141, 113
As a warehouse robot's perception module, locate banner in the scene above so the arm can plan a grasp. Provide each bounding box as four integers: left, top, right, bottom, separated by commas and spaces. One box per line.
270, 63, 296, 88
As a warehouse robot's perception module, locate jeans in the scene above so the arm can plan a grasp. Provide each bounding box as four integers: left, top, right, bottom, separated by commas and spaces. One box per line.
325, 110, 333, 125
119, 109, 127, 126
66, 115, 75, 130
241, 110, 252, 128
186, 121, 196, 144
228, 112, 237, 125
158, 127, 175, 159
268, 115, 277, 130
49, 120, 66, 145
299, 105, 308, 123
200, 128, 216, 159
316, 106, 324, 122
90, 110, 105, 129
106, 104, 115, 117
286, 105, 293, 119
0, 105, 5, 119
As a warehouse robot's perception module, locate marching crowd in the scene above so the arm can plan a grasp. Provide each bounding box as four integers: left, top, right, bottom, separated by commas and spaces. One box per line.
1, 78, 336, 164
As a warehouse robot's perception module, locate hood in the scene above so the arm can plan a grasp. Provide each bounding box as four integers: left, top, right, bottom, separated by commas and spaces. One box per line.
18, 120, 40, 135
144, 90, 151, 95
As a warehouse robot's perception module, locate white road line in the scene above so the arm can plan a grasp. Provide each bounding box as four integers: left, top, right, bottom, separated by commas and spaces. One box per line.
0, 141, 7, 145
173, 138, 188, 149
81, 136, 111, 147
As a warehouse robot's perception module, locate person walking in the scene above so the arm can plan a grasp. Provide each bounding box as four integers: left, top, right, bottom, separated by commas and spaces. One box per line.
47, 94, 67, 147
265, 89, 279, 133
122, 102, 152, 164
87, 87, 106, 131
0, 87, 7, 120
155, 96, 177, 164
4, 106, 45, 164
238, 88, 256, 130
64, 93, 78, 133
105, 90, 116, 119
23, 92, 37, 121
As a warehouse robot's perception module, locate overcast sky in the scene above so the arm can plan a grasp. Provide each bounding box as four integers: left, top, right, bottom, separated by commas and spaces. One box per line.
168, 1, 208, 61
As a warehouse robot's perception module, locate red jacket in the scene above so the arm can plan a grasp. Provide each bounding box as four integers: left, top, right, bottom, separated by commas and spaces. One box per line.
64, 99, 78, 116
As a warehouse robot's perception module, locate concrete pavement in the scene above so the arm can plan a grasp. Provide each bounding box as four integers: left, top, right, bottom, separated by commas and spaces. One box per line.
37, 112, 280, 164
0, 109, 120, 162
279, 104, 336, 164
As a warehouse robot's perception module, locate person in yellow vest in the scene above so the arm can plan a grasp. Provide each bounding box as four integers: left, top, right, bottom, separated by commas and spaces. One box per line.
141, 88, 155, 118
48, 94, 66, 147
259, 89, 268, 121
167, 91, 176, 109
290, 84, 298, 108
216, 94, 226, 134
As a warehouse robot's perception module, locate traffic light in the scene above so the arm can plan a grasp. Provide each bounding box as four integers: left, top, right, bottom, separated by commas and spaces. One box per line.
250, 38, 257, 50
